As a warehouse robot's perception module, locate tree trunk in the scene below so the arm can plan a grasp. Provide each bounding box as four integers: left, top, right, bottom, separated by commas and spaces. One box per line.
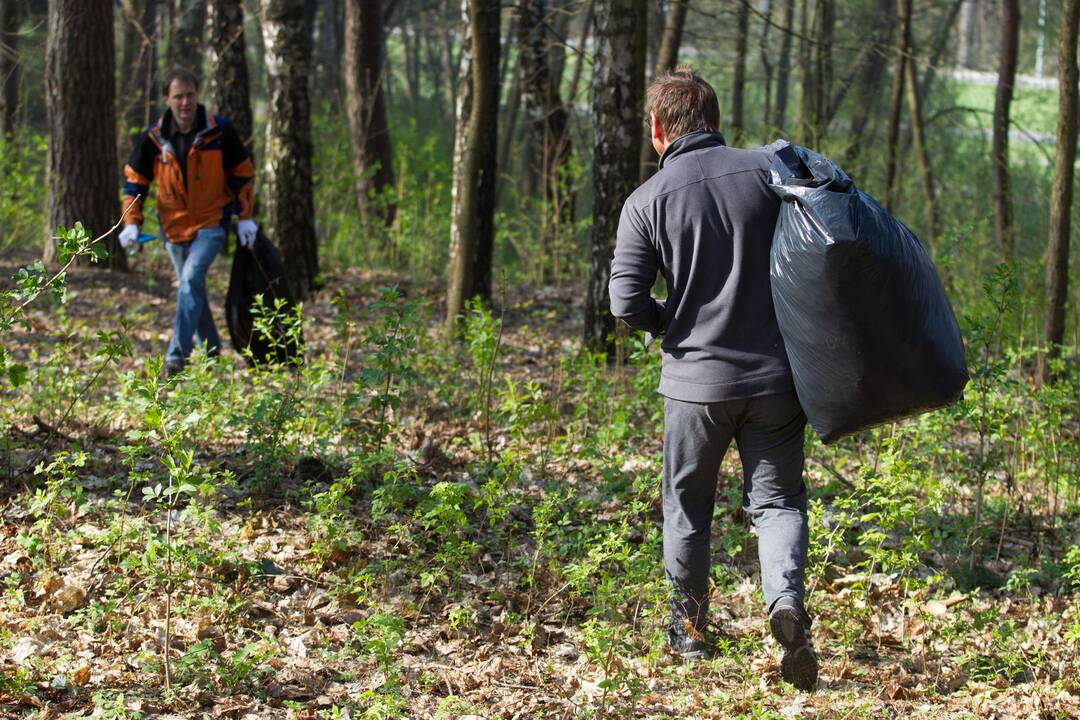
585, 0, 645, 353
641, 0, 687, 180
344, 0, 397, 226
843, 0, 893, 172
315, 0, 343, 106
958, 0, 976, 69
1041, 0, 1080, 378
1, 0, 21, 134
882, 0, 909, 212
773, 0, 794, 132
170, 0, 205, 72
262, 0, 317, 300
44, 0, 125, 269
119, 0, 158, 147
519, 0, 574, 283
797, 0, 816, 145
814, 0, 833, 140
760, 0, 774, 141
446, 0, 500, 329
568, 0, 595, 106
730, 0, 749, 145
992, 0, 1019, 260
205, 0, 253, 152
904, 36, 939, 246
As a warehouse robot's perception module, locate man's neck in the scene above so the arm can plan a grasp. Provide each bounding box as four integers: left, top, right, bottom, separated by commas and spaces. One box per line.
174, 119, 195, 134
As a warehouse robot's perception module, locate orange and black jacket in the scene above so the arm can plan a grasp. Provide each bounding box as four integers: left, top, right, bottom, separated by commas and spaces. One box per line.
123, 105, 254, 243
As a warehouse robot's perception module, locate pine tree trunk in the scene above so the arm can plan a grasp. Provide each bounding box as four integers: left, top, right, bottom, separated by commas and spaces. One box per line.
262, 0, 317, 300
344, 0, 397, 226
1, 0, 21, 134
883, 0, 910, 212
119, 0, 158, 146
730, 0, 750, 145
446, 0, 500, 330
1041, 0, 1080, 378
584, 0, 645, 353
170, 0, 205, 72
814, 0, 833, 140
904, 37, 939, 246
992, 0, 1019, 260
206, 0, 252, 151
773, 0, 794, 132
760, 0, 774, 141
44, 0, 126, 269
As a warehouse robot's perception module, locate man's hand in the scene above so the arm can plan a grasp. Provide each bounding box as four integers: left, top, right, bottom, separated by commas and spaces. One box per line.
118, 224, 140, 252
237, 219, 258, 249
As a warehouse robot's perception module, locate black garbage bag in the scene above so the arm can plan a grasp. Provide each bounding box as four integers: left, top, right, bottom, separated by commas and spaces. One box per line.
767, 141, 968, 443
224, 229, 303, 367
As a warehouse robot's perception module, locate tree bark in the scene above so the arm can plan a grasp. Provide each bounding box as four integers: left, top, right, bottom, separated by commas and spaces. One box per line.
843, 0, 893, 172
1041, 0, 1080, 378
883, 0, 910, 212
519, 0, 574, 282
585, 0, 645, 353
904, 36, 939, 246
772, 0, 794, 132
797, 0, 816, 145
992, 0, 1019, 260
262, 0, 318, 300
344, 0, 397, 226
446, 0, 500, 329
1, 0, 21, 134
205, 0, 252, 152
119, 0, 158, 147
170, 0, 206, 72
730, 0, 750, 145
641, 0, 687, 180
759, 0, 774, 141
44, 0, 125, 269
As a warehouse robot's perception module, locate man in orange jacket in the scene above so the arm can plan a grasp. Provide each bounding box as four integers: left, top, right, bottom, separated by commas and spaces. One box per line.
119, 68, 256, 377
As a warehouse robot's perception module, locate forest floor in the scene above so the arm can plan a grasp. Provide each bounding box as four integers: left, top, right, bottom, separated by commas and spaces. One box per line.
0, 244, 1078, 720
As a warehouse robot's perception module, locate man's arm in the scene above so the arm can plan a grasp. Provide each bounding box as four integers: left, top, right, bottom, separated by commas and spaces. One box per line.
122, 132, 156, 226
221, 121, 254, 220
609, 200, 667, 335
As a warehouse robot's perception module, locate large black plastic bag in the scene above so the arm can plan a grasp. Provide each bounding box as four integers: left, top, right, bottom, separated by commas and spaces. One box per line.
767, 141, 968, 443
225, 229, 303, 367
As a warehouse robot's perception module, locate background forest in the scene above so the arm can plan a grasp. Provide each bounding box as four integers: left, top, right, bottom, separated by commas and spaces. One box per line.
0, 0, 1079, 718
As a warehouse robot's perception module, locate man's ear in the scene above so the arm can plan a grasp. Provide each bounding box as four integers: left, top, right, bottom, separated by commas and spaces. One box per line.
651, 114, 665, 143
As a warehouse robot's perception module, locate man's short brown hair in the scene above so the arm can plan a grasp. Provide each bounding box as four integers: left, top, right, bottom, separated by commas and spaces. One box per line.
646, 66, 720, 141
162, 67, 200, 97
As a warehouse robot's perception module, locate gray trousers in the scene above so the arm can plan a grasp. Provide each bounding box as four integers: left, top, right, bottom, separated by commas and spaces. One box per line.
663, 391, 808, 631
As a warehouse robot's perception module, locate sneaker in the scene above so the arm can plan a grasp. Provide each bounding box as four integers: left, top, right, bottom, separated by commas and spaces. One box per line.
668, 617, 712, 661
164, 359, 186, 378
769, 597, 819, 691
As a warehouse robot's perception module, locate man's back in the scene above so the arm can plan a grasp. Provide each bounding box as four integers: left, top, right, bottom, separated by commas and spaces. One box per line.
610, 130, 791, 402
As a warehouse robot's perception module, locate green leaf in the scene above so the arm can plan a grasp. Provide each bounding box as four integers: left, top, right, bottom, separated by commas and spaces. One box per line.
6, 363, 27, 387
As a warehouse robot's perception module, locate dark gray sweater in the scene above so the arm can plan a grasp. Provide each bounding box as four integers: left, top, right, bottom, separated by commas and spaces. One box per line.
609, 131, 793, 402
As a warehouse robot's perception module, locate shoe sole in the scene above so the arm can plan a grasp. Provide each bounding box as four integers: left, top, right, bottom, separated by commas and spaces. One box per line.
770, 606, 819, 691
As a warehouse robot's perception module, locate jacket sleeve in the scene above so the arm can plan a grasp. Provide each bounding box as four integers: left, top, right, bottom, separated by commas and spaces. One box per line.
122, 132, 156, 227
609, 200, 667, 335
221, 121, 255, 220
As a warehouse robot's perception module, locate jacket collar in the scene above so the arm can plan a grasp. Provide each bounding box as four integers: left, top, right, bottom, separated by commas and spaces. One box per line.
658, 130, 727, 170
158, 104, 213, 141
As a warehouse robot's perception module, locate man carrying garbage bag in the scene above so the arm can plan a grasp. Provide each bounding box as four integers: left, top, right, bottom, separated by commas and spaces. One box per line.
608, 67, 818, 691
118, 67, 258, 378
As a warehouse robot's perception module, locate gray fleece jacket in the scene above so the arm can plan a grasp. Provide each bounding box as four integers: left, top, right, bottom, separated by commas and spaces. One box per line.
608, 131, 793, 402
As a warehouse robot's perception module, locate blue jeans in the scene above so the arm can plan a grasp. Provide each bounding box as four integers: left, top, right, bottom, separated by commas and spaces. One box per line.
164, 226, 224, 363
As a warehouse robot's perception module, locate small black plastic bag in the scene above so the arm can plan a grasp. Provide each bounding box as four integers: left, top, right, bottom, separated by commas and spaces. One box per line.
767, 141, 968, 443
224, 230, 303, 367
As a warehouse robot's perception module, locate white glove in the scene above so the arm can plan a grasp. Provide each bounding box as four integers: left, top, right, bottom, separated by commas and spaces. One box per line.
237, 219, 258, 249
118, 224, 140, 251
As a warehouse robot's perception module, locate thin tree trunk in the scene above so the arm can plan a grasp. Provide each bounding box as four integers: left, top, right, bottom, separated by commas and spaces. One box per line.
760, 0, 774, 141
730, 0, 750, 145
1041, 0, 1080, 379
446, 0, 500, 329
119, 0, 158, 146
449, 0, 473, 311
170, 0, 205, 72
641, 0, 687, 179
843, 0, 893, 172
262, 0, 317, 299
797, 0, 815, 145
44, 0, 126, 269
904, 36, 939, 246
992, 0, 1020, 260
773, 0, 794, 132
1, 0, 21, 135
206, 0, 252, 151
496, 55, 522, 200
883, 0, 910, 212
568, 0, 594, 106
585, 0, 645, 353
814, 0, 833, 140
344, 0, 396, 226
